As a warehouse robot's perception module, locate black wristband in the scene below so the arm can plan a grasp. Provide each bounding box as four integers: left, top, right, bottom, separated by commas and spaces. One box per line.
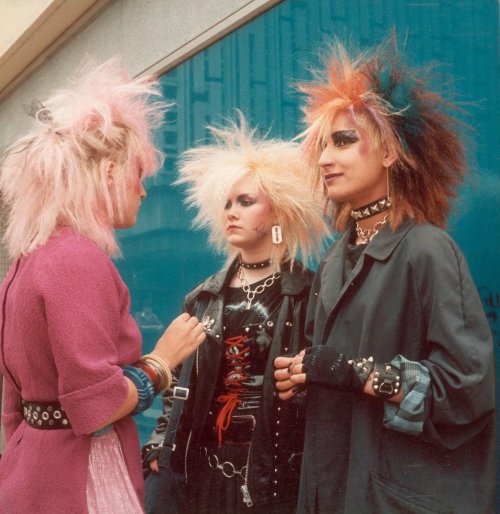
372, 363, 401, 399
348, 356, 375, 389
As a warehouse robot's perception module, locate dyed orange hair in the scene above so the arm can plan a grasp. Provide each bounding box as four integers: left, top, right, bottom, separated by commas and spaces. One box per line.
299, 36, 467, 230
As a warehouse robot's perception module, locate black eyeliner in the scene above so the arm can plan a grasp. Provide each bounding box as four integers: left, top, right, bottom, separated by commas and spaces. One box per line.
332, 130, 358, 146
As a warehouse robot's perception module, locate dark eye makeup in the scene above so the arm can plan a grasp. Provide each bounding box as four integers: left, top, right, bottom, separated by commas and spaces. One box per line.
332, 130, 358, 147
224, 194, 256, 209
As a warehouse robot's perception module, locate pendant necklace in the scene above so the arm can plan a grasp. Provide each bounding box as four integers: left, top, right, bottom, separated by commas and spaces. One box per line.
237, 265, 280, 310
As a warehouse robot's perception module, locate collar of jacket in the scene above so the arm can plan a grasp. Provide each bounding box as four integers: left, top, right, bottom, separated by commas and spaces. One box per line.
198, 258, 311, 298
324, 218, 416, 264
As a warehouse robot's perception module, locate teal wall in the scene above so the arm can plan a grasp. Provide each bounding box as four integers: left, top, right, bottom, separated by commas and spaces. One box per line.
115, 0, 499, 499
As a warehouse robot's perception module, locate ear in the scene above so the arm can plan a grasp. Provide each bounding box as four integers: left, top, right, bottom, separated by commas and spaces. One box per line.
105, 161, 115, 186
382, 147, 398, 168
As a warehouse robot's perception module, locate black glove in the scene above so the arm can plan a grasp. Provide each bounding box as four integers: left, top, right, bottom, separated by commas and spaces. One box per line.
302, 346, 373, 392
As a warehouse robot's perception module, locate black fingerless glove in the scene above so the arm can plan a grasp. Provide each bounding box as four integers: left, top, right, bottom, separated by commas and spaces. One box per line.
302, 346, 374, 393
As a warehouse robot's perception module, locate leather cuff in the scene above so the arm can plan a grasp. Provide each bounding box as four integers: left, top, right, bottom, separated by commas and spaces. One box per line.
372, 363, 401, 399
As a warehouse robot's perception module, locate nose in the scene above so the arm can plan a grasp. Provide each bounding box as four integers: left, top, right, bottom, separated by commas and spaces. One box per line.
227, 206, 239, 220
139, 182, 147, 199
318, 142, 334, 169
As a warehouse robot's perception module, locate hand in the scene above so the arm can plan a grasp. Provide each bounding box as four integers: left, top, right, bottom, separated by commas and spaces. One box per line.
152, 313, 205, 369
149, 459, 159, 474
274, 350, 306, 400
301, 346, 365, 392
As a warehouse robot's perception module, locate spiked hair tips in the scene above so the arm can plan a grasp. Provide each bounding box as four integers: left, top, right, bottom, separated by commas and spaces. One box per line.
0, 57, 169, 258
176, 114, 328, 269
299, 36, 468, 230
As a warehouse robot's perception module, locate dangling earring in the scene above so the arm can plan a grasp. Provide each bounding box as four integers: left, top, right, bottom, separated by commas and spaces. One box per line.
272, 224, 282, 244
385, 166, 392, 207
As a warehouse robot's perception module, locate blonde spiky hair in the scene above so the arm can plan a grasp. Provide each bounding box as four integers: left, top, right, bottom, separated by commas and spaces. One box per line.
0, 57, 170, 258
299, 36, 467, 230
176, 113, 328, 270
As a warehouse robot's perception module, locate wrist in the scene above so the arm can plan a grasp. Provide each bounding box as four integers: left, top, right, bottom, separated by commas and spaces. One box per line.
138, 354, 173, 393
150, 350, 173, 372
348, 356, 374, 392
372, 363, 401, 400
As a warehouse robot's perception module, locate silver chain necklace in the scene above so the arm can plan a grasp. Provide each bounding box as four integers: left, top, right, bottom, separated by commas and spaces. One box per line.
355, 214, 389, 244
237, 265, 280, 310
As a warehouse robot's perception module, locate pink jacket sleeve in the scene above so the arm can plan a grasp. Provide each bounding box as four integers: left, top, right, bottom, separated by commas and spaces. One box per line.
34, 238, 136, 435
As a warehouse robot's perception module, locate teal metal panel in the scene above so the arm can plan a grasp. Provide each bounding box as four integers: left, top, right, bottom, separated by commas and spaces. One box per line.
115, 0, 499, 498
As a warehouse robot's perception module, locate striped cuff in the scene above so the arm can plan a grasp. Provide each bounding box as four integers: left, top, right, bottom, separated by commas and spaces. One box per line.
383, 355, 431, 436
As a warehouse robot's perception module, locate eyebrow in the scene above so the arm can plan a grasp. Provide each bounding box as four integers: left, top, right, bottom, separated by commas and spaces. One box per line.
332, 129, 358, 137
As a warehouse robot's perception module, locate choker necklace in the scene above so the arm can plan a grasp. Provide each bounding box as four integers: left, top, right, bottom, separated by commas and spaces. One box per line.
239, 258, 271, 270
355, 214, 389, 244
351, 197, 392, 220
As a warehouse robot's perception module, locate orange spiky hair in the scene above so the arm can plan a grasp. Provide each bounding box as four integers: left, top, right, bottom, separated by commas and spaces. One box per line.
299, 36, 467, 230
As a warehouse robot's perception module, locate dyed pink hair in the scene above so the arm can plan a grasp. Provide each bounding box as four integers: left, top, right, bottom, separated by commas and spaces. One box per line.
0, 57, 169, 257
299, 37, 467, 230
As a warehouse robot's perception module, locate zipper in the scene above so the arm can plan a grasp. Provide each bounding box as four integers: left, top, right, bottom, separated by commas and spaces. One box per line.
239, 414, 256, 507
240, 439, 254, 507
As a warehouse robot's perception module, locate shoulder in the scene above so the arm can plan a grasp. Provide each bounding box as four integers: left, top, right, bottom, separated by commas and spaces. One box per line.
397, 223, 472, 287
32, 229, 119, 289
183, 267, 228, 311
281, 261, 314, 296
402, 223, 463, 263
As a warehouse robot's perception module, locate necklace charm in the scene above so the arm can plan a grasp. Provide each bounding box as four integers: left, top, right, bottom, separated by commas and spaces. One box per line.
355, 214, 389, 244
238, 265, 280, 310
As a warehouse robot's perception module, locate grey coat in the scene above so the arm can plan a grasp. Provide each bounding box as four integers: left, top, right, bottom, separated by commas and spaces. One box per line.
299, 220, 496, 514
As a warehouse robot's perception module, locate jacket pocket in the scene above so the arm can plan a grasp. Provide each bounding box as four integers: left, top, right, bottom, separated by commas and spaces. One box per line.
371, 473, 452, 514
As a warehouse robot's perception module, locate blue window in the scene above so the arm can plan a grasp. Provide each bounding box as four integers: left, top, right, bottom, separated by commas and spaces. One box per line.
115, 1, 499, 488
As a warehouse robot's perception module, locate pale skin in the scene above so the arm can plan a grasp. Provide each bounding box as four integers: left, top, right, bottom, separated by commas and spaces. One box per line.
150, 174, 277, 472
89, 160, 206, 434
274, 111, 403, 402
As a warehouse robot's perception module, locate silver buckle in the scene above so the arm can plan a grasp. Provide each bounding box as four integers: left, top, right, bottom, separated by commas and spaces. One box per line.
173, 386, 189, 400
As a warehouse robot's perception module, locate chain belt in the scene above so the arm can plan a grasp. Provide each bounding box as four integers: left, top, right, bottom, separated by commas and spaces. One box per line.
204, 447, 247, 479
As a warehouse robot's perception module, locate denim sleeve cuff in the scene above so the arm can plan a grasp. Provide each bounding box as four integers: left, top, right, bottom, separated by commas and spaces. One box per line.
383, 355, 431, 436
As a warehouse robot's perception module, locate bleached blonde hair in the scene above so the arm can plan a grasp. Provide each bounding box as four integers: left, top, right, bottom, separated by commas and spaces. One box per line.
176, 114, 328, 270
0, 57, 169, 258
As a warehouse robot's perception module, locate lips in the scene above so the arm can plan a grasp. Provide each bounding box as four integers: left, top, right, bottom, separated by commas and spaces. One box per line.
227, 225, 241, 231
324, 173, 343, 183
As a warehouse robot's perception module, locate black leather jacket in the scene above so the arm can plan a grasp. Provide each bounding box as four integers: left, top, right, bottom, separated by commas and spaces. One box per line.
143, 259, 313, 507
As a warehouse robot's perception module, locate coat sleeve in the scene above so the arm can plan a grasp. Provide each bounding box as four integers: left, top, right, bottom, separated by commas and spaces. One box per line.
34, 239, 131, 435
408, 230, 495, 449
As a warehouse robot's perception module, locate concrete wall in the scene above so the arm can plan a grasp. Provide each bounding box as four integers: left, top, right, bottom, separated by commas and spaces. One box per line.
0, 0, 280, 280
0, 0, 280, 150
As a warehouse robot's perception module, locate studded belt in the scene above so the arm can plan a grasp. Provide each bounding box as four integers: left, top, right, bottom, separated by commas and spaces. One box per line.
22, 400, 72, 429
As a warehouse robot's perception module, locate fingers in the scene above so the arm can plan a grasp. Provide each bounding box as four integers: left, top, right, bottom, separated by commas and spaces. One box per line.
275, 373, 306, 388
278, 388, 298, 401
153, 314, 205, 369
149, 460, 159, 474
274, 356, 294, 370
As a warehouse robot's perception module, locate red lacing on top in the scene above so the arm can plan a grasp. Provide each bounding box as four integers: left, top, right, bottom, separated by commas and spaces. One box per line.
215, 335, 250, 447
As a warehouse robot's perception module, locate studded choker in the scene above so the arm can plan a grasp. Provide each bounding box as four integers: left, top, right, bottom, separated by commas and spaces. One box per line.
239, 258, 271, 270
351, 197, 392, 220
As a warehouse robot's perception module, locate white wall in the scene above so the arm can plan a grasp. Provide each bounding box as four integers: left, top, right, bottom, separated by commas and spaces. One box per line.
0, 0, 280, 149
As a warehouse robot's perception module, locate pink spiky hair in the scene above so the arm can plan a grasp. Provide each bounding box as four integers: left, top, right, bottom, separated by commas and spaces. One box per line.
0, 57, 170, 257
